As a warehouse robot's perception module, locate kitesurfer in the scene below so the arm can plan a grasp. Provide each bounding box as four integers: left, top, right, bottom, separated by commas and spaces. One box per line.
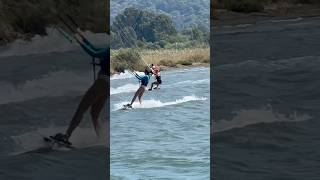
148, 64, 162, 91
52, 31, 109, 144
125, 68, 151, 108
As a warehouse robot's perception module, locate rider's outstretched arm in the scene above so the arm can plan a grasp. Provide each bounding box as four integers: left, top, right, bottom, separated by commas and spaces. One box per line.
74, 33, 107, 58
82, 38, 100, 51
79, 41, 106, 58
133, 72, 142, 80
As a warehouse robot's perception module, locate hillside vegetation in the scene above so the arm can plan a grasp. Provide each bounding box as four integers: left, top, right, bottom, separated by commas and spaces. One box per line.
111, 8, 209, 50
111, 0, 210, 31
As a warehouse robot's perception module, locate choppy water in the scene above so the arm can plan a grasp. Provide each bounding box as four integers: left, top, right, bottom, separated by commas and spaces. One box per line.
110, 67, 210, 179
213, 17, 320, 179
0, 30, 108, 179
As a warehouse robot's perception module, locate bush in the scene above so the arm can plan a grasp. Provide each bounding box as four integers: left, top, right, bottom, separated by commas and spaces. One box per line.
145, 42, 161, 50
177, 60, 192, 66
159, 59, 176, 67
200, 57, 210, 63
112, 48, 145, 72
112, 60, 127, 73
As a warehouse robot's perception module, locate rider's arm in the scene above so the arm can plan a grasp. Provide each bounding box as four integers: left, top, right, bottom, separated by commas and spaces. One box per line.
82, 38, 100, 51
79, 42, 106, 58
133, 72, 142, 80
74, 33, 106, 58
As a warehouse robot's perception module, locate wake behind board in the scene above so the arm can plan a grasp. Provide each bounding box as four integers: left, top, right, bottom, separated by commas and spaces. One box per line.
19, 136, 75, 154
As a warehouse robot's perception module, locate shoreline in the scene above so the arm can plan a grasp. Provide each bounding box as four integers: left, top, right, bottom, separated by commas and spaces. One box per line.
213, 4, 320, 27
111, 62, 209, 75
158, 62, 209, 72
111, 47, 209, 74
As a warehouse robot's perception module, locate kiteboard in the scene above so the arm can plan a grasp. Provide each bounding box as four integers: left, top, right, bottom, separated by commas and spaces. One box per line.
18, 136, 74, 154
148, 87, 160, 91
121, 104, 133, 110
43, 136, 75, 149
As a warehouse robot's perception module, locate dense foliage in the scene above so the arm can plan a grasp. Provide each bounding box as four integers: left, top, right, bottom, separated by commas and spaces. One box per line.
111, 48, 145, 72
111, 0, 210, 31
111, 8, 209, 49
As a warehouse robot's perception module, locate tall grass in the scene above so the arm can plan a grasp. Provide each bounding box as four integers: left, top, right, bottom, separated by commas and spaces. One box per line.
111, 48, 145, 73
141, 48, 210, 67
111, 47, 210, 73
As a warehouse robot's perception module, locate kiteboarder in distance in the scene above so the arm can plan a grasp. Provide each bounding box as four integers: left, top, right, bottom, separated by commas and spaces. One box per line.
148, 64, 162, 91
50, 25, 109, 145
124, 68, 151, 109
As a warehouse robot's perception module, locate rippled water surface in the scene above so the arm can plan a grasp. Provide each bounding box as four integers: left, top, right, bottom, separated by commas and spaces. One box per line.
213, 17, 320, 180
111, 67, 210, 179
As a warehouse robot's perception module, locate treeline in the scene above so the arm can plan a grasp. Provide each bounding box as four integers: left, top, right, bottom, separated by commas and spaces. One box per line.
111, 0, 209, 31
0, 0, 107, 45
111, 8, 209, 50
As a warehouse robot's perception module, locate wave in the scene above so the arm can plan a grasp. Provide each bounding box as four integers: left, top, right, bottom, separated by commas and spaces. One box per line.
111, 67, 209, 81
110, 70, 146, 80
11, 121, 109, 155
175, 78, 209, 86
215, 56, 320, 77
0, 71, 90, 105
0, 28, 108, 57
110, 78, 209, 95
270, 17, 303, 23
110, 70, 133, 80
220, 24, 253, 29
213, 108, 311, 133
110, 83, 139, 95
113, 95, 207, 111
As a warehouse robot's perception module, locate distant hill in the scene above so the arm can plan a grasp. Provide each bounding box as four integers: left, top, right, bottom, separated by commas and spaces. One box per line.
111, 0, 210, 31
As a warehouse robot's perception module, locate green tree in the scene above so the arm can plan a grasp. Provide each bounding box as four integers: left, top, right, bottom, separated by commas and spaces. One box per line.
111, 7, 177, 48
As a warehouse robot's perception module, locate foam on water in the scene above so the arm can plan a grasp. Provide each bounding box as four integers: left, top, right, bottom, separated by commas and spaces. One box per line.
11, 121, 109, 155
110, 70, 146, 80
110, 83, 139, 95
0, 71, 91, 105
110, 78, 209, 95
213, 108, 311, 133
270, 17, 303, 23
111, 70, 133, 80
175, 79, 209, 86
0, 28, 108, 57
113, 95, 207, 111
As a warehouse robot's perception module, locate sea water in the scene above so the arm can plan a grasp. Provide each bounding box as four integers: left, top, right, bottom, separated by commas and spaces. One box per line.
110, 67, 210, 179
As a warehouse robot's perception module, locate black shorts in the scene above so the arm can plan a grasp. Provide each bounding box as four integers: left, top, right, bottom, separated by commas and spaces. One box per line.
156, 76, 162, 84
